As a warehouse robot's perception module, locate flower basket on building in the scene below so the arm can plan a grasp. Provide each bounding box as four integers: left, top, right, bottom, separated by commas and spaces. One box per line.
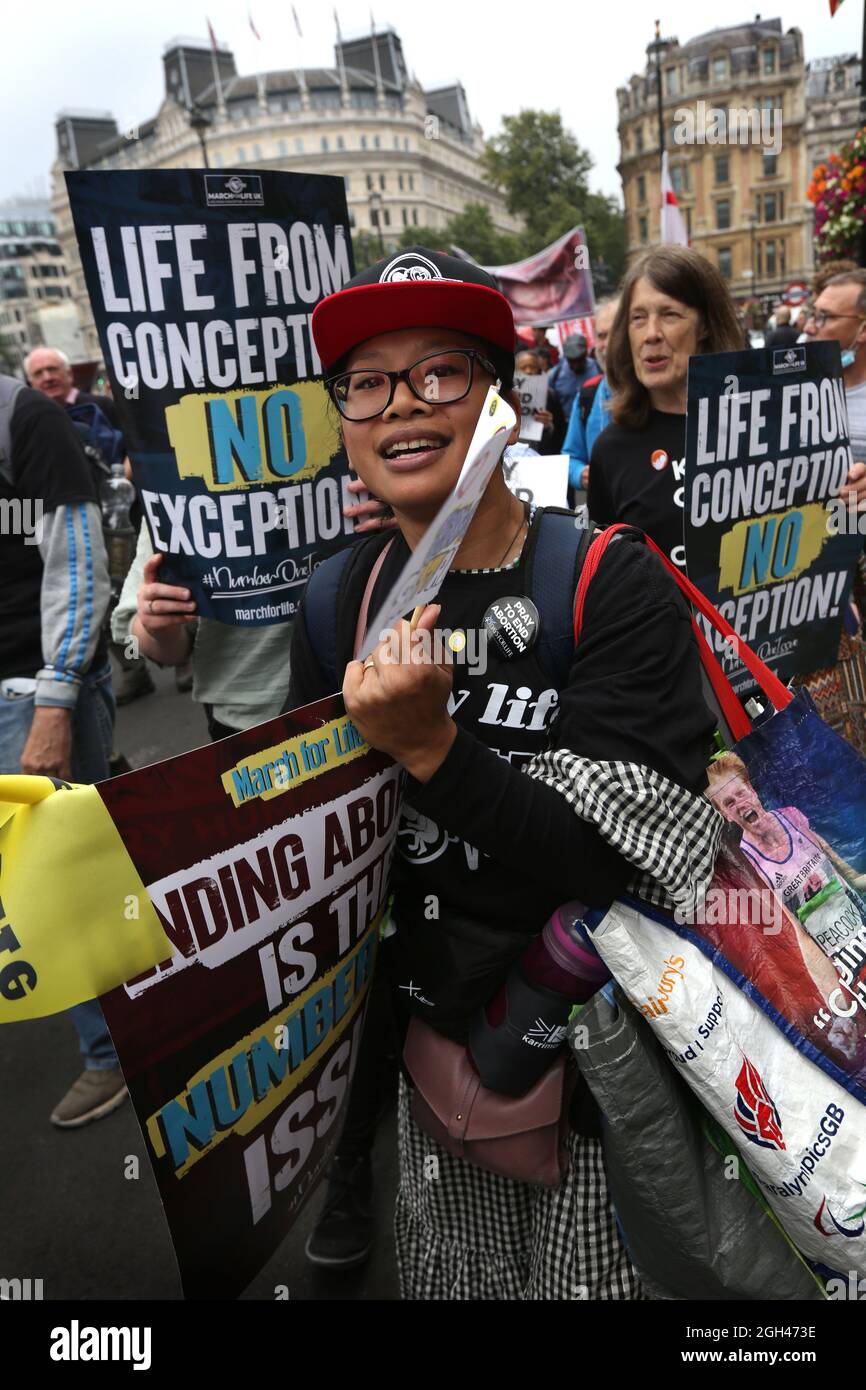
808, 126, 866, 264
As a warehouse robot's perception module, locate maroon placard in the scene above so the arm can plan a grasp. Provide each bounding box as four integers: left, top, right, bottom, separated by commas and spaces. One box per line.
97, 695, 400, 1298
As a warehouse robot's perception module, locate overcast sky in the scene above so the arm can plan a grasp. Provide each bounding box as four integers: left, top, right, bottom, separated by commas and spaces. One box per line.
4, 1, 864, 208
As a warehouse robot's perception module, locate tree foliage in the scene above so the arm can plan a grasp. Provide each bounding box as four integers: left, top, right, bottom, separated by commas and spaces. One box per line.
483, 109, 625, 286
349, 108, 625, 290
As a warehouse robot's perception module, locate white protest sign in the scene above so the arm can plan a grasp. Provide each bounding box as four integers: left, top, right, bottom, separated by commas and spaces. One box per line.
358, 388, 517, 658
504, 451, 569, 509
513, 371, 548, 442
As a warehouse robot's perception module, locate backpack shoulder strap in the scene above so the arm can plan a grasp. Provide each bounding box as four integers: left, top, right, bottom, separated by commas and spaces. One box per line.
527, 508, 595, 687
303, 533, 394, 689
0, 376, 26, 486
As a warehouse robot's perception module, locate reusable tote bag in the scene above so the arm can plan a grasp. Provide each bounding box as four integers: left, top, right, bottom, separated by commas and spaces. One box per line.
572, 525, 866, 1278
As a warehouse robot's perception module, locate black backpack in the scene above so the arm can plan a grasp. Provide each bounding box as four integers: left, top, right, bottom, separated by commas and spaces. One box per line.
302, 508, 594, 690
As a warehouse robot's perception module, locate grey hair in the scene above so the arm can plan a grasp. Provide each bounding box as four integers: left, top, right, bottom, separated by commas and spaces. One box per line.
595, 295, 621, 316
24, 346, 71, 377
824, 269, 866, 318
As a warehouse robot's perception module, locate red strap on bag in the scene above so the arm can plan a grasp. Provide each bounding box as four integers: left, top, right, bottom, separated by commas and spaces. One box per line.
573, 524, 793, 743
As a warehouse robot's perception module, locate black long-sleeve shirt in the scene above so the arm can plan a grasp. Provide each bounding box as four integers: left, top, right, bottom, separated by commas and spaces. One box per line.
288, 514, 714, 1003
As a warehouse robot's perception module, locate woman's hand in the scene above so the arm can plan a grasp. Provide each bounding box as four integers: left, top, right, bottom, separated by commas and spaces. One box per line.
131, 553, 197, 667
137, 553, 198, 634
839, 460, 866, 510
343, 604, 456, 782
342, 475, 398, 533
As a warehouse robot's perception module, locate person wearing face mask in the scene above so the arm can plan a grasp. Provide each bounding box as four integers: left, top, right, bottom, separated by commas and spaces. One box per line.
794, 270, 866, 755
278, 246, 716, 1300
803, 270, 866, 464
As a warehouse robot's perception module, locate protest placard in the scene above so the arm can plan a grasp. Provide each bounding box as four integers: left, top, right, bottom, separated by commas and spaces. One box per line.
357, 388, 516, 658
513, 371, 548, 442
95, 697, 400, 1297
66, 170, 356, 627
485, 227, 594, 326
685, 342, 864, 693
503, 450, 570, 510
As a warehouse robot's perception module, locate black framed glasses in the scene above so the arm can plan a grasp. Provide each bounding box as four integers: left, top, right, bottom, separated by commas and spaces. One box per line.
804, 310, 866, 329
327, 349, 499, 421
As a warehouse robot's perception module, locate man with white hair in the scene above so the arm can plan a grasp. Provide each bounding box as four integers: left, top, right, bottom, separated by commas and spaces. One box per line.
25, 348, 182, 703
25, 347, 120, 424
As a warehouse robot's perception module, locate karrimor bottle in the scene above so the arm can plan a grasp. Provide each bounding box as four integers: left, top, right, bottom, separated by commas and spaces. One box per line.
468, 902, 609, 1096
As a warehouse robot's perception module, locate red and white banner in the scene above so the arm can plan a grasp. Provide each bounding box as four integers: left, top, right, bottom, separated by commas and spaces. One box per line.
661, 152, 689, 247
484, 227, 595, 327
555, 316, 595, 352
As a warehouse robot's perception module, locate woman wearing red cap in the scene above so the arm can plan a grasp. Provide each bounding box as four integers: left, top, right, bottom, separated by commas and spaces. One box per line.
287, 247, 717, 1300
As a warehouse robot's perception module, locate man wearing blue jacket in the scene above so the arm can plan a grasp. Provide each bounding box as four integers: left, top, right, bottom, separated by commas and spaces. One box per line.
564, 298, 619, 492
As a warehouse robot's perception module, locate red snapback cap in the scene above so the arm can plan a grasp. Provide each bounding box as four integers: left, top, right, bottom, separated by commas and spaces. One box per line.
312, 247, 515, 372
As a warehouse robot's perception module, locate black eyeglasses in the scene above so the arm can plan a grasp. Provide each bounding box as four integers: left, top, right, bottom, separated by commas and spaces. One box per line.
327, 349, 499, 421
804, 310, 866, 329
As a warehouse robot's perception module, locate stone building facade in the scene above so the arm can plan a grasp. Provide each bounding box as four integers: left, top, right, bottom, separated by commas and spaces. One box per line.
50, 29, 521, 361
617, 19, 810, 307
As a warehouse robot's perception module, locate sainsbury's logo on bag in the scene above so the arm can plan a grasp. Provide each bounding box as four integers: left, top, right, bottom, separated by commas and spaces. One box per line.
640, 954, 686, 1019
734, 1055, 786, 1151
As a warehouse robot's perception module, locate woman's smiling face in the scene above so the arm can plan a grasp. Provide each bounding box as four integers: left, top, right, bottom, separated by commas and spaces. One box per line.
337, 327, 505, 518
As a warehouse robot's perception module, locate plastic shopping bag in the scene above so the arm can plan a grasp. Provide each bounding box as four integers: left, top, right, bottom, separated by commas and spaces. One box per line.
580, 527, 866, 1279
0, 775, 169, 1021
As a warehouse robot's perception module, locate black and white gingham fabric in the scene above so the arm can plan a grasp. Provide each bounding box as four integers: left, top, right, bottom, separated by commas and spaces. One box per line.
394, 1078, 645, 1301
526, 752, 723, 917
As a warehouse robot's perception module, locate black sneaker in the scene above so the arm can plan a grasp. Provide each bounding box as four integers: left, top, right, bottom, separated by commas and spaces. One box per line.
304, 1155, 373, 1269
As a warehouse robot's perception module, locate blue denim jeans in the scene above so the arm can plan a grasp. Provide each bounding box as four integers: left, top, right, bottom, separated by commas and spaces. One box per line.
0, 661, 119, 1069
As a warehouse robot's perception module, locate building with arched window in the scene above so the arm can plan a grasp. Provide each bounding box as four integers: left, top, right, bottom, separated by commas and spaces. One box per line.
50, 28, 521, 361
617, 19, 810, 308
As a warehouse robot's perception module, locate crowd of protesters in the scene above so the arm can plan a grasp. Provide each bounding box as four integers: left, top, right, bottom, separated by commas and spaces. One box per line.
3, 239, 866, 1300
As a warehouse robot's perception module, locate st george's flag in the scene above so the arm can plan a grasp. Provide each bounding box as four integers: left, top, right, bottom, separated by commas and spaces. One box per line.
661, 151, 690, 246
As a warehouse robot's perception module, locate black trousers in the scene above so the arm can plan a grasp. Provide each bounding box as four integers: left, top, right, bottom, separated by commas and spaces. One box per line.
336, 944, 399, 1159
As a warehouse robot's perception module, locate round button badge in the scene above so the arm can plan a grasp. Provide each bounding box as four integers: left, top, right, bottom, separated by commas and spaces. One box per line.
650, 449, 669, 471
481, 596, 540, 661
